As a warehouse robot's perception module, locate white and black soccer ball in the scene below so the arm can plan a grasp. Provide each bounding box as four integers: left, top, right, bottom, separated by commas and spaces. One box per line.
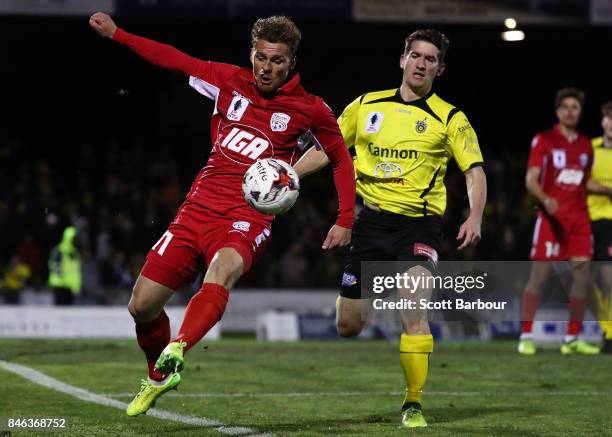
242, 158, 300, 215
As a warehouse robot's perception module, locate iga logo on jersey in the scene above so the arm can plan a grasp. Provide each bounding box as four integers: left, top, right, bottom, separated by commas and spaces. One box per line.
227, 95, 250, 121
270, 113, 290, 132
556, 169, 584, 185
219, 125, 272, 163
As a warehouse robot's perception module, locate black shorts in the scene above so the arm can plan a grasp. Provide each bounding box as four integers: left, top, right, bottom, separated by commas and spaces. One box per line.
592, 219, 612, 261
340, 207, 443, 299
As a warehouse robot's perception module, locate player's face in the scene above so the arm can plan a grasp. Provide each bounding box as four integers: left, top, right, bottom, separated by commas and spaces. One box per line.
556, 97, 582, 129
251, 39, 295, 94
602, 113, 612, 140
400, 40, 445, 94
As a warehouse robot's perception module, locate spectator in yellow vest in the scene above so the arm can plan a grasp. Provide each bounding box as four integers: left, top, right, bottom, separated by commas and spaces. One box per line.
48, 226, 82, 305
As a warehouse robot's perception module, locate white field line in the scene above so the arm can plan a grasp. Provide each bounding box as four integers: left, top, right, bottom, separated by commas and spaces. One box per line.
0, 360, 271, 437
100, 390, 609, 398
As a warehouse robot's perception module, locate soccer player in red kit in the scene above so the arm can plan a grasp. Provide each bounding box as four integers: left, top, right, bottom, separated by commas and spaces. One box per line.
89, 12, 355, 415
518, 88, 599, 355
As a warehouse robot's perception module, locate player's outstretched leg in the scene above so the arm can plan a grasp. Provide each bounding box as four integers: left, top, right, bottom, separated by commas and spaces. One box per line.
155, 248, 238, 376
127, 275, 177, 416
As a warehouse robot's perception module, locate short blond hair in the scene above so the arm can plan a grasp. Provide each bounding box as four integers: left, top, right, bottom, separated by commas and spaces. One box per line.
251, 16, 302, 57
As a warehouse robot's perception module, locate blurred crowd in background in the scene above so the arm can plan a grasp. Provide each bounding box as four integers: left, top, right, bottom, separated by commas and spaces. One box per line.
3, 15, 604, 298
0, 130, 535, 295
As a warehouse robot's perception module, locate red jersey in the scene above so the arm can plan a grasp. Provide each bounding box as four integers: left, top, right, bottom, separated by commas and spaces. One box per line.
113, 29, 355, 228
527, 125, 593, 217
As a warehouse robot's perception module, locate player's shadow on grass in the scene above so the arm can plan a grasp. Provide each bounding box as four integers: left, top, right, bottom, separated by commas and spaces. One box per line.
239, 405, 540, 435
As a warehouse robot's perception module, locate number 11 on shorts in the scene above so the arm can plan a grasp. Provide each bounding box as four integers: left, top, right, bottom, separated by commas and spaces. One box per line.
153, 231, 174, 256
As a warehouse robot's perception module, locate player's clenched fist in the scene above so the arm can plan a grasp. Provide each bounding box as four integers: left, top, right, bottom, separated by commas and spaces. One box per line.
89, 12, 117, 38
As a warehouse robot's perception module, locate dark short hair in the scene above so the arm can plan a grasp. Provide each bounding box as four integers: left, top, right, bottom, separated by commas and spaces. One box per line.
251, 16, 302, 57
555, 87, 585, 109
601, 100, 612, 117
404, 29, 450, 63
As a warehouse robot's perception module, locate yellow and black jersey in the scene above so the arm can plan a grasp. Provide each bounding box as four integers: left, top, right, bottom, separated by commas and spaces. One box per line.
338, 88, 483, 217
588, 136, 612, 221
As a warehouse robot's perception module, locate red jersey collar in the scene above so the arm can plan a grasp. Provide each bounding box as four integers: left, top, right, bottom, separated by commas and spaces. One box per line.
248, 71, 301, 95
554, 124, 578, 142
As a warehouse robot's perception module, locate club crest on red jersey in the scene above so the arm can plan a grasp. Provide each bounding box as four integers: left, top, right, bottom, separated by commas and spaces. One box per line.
579, 153, 589, 168
270, 112, 290, 132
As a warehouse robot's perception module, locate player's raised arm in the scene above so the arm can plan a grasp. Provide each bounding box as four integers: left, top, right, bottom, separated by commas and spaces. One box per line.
89, 12, 117, 38
88, 12, 237, 83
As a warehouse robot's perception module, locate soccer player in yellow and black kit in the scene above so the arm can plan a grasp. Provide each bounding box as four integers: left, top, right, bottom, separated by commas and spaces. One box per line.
588, 101, 612, 352
295, 29, 487, 428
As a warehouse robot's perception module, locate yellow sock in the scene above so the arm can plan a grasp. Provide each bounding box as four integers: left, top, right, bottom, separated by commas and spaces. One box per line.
400, 333, 433, 406
591, 285, 612, 339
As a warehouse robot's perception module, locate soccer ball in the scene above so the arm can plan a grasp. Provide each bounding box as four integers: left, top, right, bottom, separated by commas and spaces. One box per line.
242, 158, 300, 215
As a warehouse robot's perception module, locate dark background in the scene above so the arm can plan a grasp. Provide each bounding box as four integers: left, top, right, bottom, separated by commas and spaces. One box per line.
1, 14, 610, 290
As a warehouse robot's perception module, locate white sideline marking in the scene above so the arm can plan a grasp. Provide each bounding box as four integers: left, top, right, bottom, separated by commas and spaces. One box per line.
101, 390, 610, 398
0, 360, 270, 437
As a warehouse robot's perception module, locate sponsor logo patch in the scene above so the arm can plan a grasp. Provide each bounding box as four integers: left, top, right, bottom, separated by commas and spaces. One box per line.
413, 243, 439, 266
233, 221, 251, 232
220, 125, 271, 162
552, 149, 566, 169
270, 112, 291, 132
374, 162, 403, 178
342, 272, 358, 287
227, 94, 250, 121
365, 112, 383, 133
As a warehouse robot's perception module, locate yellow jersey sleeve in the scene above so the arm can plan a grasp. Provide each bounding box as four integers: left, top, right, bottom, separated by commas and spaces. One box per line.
446, 111, 483, 172
338, 95, 362, 149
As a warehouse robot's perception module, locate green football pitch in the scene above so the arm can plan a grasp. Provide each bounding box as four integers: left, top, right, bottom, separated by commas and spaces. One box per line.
0, 338, 610, 436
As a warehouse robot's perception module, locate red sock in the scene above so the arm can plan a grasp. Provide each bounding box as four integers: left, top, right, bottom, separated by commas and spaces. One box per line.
135, 310, 170, 382
521, 290, 541, 334
174, 283, 229, 352
567, 296, 587, 336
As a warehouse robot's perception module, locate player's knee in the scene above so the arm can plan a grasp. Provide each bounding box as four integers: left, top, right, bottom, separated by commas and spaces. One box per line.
336, 319, 363, 337
402, 319, 429, 335
128, 298, 156, 322
206, 249, 244, 287
128, 285, 157, 321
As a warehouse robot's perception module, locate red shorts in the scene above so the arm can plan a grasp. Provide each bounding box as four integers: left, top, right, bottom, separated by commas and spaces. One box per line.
529, 212, 592, 260
142, 201, 271, 290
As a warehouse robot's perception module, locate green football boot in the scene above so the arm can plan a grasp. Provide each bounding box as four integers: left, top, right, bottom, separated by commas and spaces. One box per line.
155, 341, 188, 374
560, 339, 600, 355
401, 405, 428, 428
126, 373, 181, 416
518, 338, 537, 355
